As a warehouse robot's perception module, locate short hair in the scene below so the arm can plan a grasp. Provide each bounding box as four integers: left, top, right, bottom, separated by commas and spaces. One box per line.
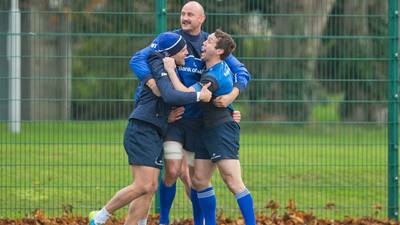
214, 29, 236, 60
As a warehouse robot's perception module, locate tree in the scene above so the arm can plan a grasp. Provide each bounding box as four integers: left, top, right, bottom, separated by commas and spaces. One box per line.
317, 0, 388, 122
241, 0, 336, 121
70, 0, 155, 119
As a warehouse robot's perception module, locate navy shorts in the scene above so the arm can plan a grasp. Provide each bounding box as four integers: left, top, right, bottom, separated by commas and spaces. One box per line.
196, 121, 240, 162
123, 119, 163, 169
164, 118, 205, 153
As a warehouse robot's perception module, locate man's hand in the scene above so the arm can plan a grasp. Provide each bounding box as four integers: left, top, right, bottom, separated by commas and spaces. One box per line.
163, 57, 176, 73
199, 83, 212, 102
168, 107, 185, 123
146, 78, 161, 97
232, 110, 241, 123
213, 87, 240, 108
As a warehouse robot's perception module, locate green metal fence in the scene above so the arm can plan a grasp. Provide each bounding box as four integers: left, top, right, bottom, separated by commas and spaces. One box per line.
0, 0, 398, 220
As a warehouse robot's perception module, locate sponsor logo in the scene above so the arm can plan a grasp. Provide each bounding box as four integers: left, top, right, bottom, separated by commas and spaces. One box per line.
178, 66, 203, 74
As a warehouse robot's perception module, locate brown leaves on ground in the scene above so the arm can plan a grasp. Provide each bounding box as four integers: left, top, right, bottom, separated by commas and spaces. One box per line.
0, 201, 399, 225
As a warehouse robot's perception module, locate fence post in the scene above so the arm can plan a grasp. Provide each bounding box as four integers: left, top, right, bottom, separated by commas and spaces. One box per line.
156, 0, 167, 33
388, 0, 399, 220
155, 0, 167, 214
8, 0, 21, 133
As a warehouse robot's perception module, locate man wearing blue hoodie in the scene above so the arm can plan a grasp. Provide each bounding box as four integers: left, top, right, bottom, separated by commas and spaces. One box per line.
164, 29, 256, 225
89, 32, 212, 225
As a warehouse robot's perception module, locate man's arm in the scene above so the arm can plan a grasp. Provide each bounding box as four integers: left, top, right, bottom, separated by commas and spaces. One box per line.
225, 54, 251, 92
214, 54, 251, 107
148, 53, 211, 105
130, 46, 161, 96
163, 57, 195, 92
129, 46, 154, 83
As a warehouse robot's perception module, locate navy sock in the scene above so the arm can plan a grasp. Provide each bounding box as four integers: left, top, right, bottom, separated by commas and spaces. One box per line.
159, 181, 176, 224
197, 187, 216, 225
235, 188, 256, 225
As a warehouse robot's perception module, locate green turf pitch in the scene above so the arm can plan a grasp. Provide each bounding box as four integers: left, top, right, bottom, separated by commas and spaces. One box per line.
0, 120, 391, 219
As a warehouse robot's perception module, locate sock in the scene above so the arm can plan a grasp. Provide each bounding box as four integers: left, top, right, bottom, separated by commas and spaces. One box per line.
159, 181, 176, 224
190, 188, 204, 225
197, 187, 216, 225
94, 207, 111, 224
235, 188, 256, 225
137, 218, 147, 225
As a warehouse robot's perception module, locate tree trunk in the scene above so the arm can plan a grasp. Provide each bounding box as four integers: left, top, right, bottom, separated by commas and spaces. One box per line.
338, 0, 388, 122
24, 0, 71, 120
250, 0, 336, 121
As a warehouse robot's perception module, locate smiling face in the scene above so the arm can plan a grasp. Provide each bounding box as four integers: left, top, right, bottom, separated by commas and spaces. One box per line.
202, 29, 236, 62
171, 46, 188, 66
180, 1, 205, 35
201, 33, 223, 62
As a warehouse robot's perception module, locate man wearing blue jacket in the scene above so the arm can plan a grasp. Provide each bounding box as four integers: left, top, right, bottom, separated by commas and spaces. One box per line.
164, 29, 256, 225
130, 1, 251, 224
88, 32, 212, 225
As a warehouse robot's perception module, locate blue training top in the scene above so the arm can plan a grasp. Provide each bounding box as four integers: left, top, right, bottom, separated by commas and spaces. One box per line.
192, 61, 235, 127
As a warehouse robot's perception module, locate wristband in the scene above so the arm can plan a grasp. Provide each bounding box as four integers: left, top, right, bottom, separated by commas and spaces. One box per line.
196, 92, 201, 102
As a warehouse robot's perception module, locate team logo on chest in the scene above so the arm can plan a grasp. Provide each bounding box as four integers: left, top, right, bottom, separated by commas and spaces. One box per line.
223, 64, 232, 77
